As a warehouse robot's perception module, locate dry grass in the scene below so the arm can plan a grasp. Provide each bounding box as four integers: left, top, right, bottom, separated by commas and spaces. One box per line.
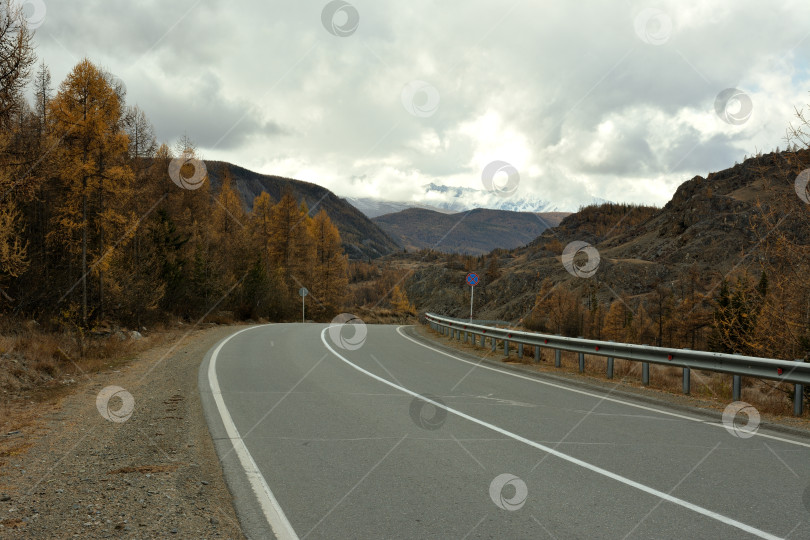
436, 329, 802, 417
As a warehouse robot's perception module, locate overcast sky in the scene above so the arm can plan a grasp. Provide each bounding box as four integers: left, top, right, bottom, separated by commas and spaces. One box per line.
28, 0, 810, 210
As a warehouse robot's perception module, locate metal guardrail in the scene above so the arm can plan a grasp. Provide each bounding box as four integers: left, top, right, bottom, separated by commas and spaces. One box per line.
424, 312, 808, 416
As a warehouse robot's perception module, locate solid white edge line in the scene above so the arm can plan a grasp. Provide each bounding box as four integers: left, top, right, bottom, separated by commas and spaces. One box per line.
396, 326, 810, 449
320, 327, 782, 540
209, 325, 299, 540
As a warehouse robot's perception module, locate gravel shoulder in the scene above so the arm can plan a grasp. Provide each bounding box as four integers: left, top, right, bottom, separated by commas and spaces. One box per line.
0, 324, 247, 538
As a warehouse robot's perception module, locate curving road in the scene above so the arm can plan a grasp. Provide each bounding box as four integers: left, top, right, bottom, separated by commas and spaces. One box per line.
199, 323, 810, 539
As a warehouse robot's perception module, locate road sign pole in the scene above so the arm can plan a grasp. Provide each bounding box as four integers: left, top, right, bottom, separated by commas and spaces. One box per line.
465, 272, 479, 323
299, 287, 309, 323
470, 285, 474, 323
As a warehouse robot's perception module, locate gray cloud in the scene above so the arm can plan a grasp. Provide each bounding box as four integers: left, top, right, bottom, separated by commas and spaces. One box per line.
29, 0, 810, 210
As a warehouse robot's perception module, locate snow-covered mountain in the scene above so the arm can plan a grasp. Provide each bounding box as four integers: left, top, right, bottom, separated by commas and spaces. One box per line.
344, 183, 609, 218
419, 183, 561, 213
343, 197, 454, 218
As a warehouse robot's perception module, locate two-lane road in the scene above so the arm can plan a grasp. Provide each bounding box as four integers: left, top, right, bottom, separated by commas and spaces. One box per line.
199, 323, 810, 539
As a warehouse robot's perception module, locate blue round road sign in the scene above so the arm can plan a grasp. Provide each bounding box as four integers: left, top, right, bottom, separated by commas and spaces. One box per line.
466, 273, 479, 287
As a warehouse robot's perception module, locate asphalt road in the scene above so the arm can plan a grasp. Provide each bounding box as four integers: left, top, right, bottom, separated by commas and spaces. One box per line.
199, 323, 810, 539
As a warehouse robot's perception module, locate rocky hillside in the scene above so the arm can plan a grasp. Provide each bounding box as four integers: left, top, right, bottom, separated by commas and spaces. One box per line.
398, 149, 810, 321
204, 161, 400, 259
373, 208, 567, 255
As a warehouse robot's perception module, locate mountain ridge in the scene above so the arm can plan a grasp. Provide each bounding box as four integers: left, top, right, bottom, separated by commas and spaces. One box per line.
372, 207, 567, 255
203, 161, 400, 260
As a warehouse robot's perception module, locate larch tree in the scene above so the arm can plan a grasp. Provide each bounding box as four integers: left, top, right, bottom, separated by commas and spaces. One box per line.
308, 208, 348, 316
0, 1, 35, 299
390, 285, 414, 314
47, 58, 135, 325
268, 190, 315, 314
602, 300, 628, 342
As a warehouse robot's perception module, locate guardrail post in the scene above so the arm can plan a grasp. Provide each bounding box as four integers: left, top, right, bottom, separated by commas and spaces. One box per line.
491, 338, 496, 352
642, 363, 649, 386
518, 343, 524, 358
555, 349, 561, 367
683, 368, 690, 395
578, 352, 585, 373
732, 375, 741, 401
795, 384, 804, 416
535, 346, 541, 363
504, 340, 510, 357
607, 357, 614, 379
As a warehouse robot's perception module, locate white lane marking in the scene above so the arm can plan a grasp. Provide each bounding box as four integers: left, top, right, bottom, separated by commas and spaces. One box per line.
321, 328, 781, 540
396, 326, 810, 449
209, 326, 299, 540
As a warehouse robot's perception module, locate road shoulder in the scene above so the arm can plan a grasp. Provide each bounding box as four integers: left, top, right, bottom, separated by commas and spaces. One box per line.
0, 325, 246, 538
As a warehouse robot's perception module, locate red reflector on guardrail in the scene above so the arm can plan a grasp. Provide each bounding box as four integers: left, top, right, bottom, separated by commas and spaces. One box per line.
667, 354, 673, 360
777, 367, 784, 375
595, 346, 600, 352
544, 339, 549, 344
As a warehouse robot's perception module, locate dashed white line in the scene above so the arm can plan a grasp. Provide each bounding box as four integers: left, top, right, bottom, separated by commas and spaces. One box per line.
322, 327, 781, 540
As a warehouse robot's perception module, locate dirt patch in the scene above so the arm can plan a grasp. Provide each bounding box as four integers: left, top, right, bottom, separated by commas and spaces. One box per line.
107, 465, 180, 475
0, 324, 247, 538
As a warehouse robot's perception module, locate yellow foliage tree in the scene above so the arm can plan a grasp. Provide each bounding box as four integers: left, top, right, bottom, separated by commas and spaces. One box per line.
47, 59, 135, 324
308, 208, 348, 316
